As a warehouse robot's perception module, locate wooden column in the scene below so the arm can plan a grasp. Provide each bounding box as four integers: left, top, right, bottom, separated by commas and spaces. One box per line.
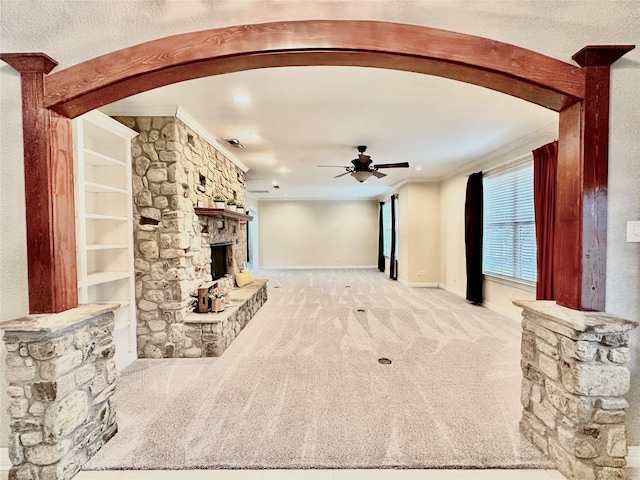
555, 45, 634, 311
0, 53, 78, 313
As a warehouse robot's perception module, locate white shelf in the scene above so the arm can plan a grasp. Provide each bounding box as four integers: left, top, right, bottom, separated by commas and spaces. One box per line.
85, 181, 128, 194
89, 300, 130, 309
86, 243, 129, 251
85, 213, 128, 221
85, 271, 131, 286
74, 110, 138, 373
84, 148, 126, 167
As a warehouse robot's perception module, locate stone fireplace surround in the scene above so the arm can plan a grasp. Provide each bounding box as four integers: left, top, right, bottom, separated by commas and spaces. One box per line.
113, 113, 250, 359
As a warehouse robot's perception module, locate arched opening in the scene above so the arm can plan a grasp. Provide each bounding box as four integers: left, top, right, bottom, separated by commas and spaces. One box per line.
4, 20, 631, 314
44, 20, 585, 118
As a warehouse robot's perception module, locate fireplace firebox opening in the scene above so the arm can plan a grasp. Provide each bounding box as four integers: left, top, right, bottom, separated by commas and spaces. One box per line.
211, 243, 232, 280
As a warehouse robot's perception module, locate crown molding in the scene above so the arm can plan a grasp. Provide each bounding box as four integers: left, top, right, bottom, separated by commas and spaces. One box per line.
378, 178, 438, 201
440, 122, 557, 181
98, 104, 249, 172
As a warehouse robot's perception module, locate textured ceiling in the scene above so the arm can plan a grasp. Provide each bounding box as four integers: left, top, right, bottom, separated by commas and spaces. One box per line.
2, 1, 638, 199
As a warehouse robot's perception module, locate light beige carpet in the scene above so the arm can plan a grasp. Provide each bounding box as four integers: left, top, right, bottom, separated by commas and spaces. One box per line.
84, 269, 552, 470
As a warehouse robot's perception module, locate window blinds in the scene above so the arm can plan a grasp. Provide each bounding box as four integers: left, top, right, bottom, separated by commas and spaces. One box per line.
483, 162, 537, 283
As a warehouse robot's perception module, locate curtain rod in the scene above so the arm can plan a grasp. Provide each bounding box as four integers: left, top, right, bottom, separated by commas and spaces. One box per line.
466, 152, 532, 177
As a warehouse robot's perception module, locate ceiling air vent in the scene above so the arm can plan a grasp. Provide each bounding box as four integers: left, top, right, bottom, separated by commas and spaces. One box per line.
224, 138, 244, 149
248, 190, 270, 194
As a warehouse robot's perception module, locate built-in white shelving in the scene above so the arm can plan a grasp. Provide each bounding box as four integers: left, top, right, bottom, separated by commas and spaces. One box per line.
74, 110, 138, 372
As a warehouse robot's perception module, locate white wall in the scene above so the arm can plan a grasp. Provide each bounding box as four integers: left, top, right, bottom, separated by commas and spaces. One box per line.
0, 68, 29, 453
259, 200, 378, 268
396, 182, 440, 286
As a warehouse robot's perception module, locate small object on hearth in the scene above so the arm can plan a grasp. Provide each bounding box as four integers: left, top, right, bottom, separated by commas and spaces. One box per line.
213, 297, 225, 313
197, 281, 215, 313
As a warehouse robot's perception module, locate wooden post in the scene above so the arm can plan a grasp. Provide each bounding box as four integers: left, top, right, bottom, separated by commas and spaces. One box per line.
554, 45, 634, 311
0, 53, 78, 314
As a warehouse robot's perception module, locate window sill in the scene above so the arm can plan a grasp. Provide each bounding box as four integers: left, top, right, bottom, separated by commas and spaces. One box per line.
483, 273, 536, 293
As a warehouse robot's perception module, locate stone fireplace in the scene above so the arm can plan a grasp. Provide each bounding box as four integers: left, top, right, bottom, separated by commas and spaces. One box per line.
113, 114, 248, 359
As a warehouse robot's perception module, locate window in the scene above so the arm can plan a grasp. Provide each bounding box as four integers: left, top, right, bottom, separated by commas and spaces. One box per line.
382, 200, 398, 258
483, 162, 537, 283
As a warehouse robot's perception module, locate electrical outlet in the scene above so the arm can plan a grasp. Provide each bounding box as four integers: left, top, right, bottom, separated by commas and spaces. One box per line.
627, 221, 640, 242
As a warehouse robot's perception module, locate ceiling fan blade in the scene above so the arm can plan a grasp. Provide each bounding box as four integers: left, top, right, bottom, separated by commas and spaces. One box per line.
373, 162, 410, 169
318, 165, 348, 168
334, 171, 351, 178
372, 170, 387, 178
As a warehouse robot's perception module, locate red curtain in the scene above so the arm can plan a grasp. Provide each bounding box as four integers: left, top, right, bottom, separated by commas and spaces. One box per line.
533, 140, 558, 300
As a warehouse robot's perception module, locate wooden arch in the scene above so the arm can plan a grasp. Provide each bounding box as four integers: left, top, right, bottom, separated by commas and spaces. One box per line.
0, 20, 633, 313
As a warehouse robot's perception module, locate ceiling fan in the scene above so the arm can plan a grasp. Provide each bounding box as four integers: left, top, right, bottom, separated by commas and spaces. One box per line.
318, 146, 410, 183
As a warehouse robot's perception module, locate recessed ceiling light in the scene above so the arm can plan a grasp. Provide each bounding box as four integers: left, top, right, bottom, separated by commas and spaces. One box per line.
233, 94, 250, 105
224, 138, 244, 149
277, 167, 290, 174
414, 166, 423, 172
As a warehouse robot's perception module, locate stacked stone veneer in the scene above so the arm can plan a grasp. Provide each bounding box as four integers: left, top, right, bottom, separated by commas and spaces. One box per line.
516, 300, 638, 480
113, 115, 248, 359
1, 305, 119, 480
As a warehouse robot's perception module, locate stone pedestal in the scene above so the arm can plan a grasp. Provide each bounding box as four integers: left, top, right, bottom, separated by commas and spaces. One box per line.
1, 304, 119, 480
515, 300, 638, 480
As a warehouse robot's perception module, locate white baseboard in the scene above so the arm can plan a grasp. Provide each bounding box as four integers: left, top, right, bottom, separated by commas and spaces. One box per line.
438, 283, 521, 322
482, 300, 522, 322
115, 350, 138, 373
438, 282, 466, 298
259, 265, 377, 270
629, 445, 640, 468
398, 278, 439, 288
0, 447, 10, 471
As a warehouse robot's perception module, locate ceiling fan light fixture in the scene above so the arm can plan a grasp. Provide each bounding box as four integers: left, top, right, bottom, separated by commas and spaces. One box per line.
351, 171, 373, 183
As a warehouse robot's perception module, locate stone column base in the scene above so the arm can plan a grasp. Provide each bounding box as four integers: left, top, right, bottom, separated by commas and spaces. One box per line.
515, 300, 638, 480
1, 304, 120, 480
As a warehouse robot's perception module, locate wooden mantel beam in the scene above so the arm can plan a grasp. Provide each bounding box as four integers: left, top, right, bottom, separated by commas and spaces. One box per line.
0, 53, 78, 314
554, 45, 635, 311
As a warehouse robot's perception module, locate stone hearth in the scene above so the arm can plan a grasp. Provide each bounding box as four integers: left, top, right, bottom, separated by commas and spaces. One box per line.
184, 279, 268, 357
